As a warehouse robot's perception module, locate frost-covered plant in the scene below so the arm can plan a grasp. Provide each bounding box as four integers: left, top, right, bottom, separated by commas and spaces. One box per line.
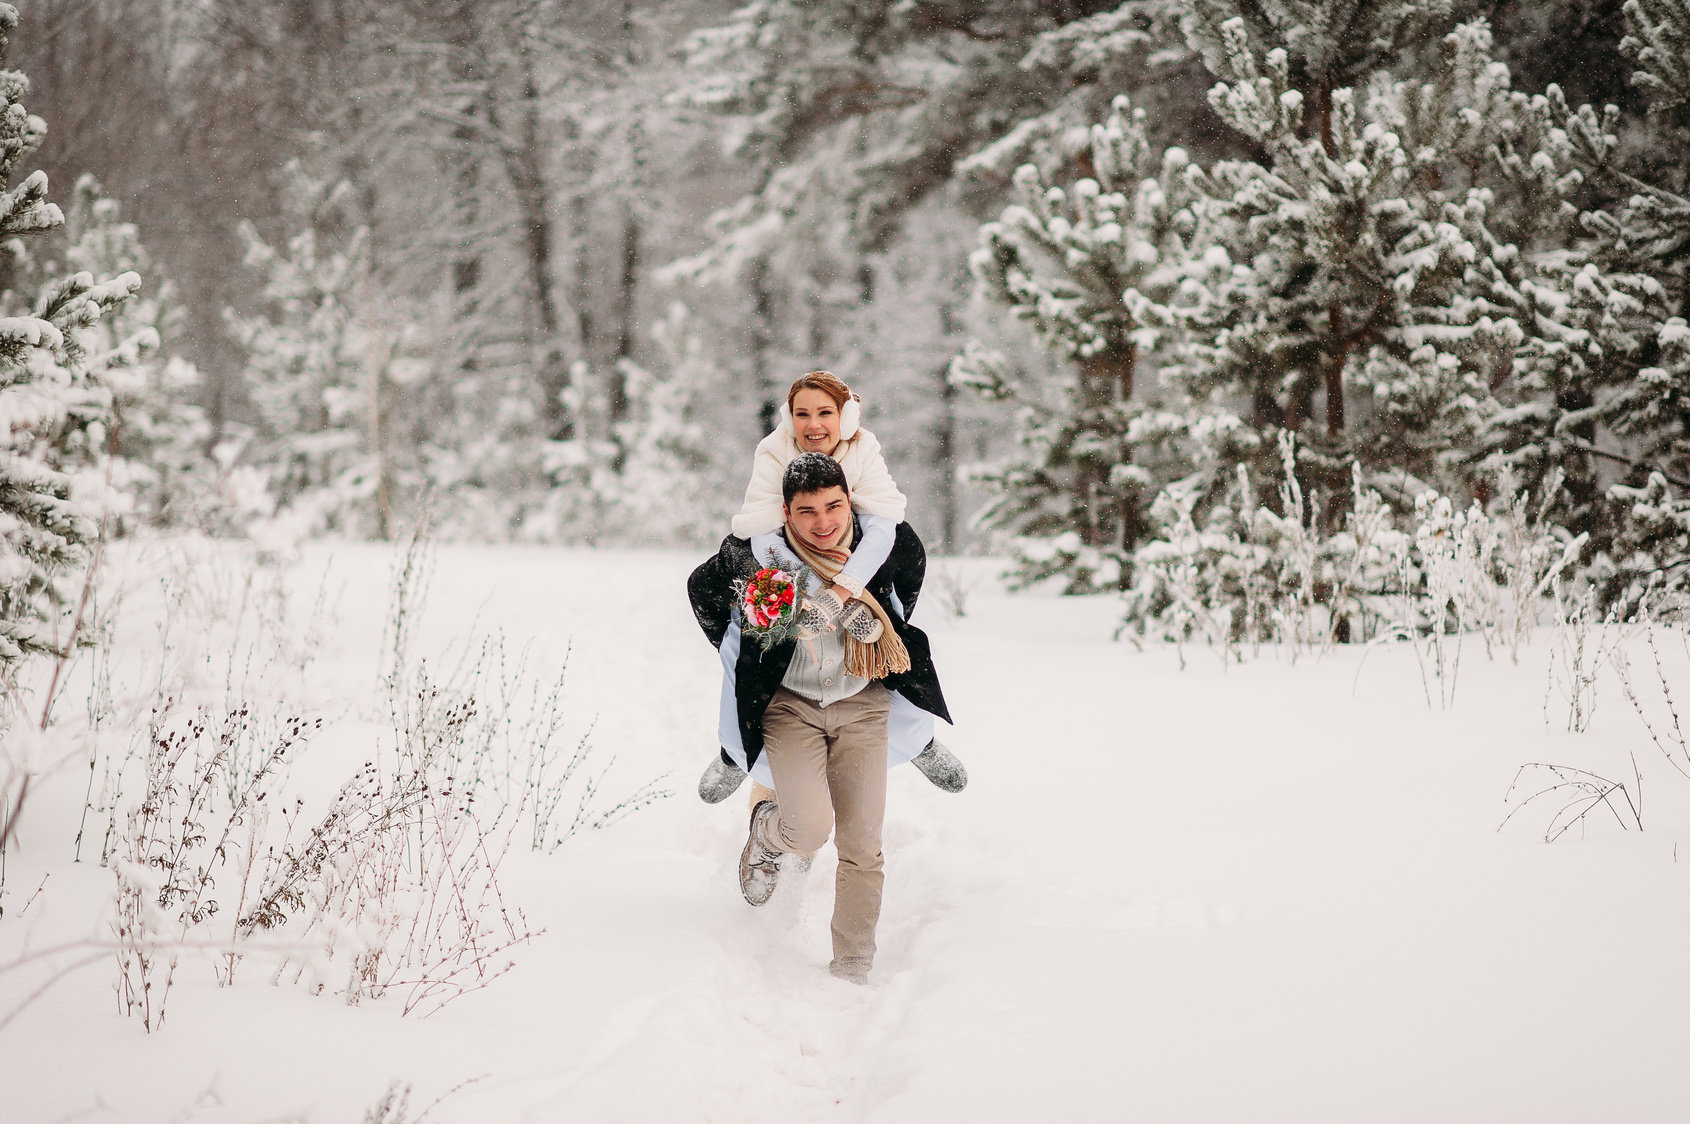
536, 303, 743, 547
954, 93, 1200, 592
1612, 612, 1690, 785
111, 699, 315, 1032
55, 176, 215, 533
228, 523, 664, 1015
1543, 581, 1627, 734
1499, 760, 1643, 842
233, 716, 536, 1018
1124, 436, 1411, 652
81, 527, 668, 1028
1123, 439, 1583, 685
929, 562, 979, 621
0, 3, 140, 687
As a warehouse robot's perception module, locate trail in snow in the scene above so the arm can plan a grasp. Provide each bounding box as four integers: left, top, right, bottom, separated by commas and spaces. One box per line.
4, 542, 1690, 1123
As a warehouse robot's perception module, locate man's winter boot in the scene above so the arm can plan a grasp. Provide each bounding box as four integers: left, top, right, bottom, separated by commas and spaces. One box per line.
911, 739, 968, 793
739, 799, 784, 906
698, 752, 747, 804
829, 956, 872, 985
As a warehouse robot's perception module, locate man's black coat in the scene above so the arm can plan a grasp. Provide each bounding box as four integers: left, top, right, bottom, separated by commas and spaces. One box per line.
687, 519, 951, 769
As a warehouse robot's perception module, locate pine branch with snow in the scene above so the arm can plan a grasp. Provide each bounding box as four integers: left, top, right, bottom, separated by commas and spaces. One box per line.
956, 93, 1199, 591
0, 4, 139, 685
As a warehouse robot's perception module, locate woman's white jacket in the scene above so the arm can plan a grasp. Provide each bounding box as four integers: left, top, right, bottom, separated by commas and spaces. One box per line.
730, 423, 907, 539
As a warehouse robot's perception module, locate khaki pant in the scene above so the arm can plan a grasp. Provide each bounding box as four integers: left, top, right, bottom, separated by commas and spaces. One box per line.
755, 683, 890, 970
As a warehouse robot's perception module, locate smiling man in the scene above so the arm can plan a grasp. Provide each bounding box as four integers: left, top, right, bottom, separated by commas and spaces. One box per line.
686, 453, 951, 984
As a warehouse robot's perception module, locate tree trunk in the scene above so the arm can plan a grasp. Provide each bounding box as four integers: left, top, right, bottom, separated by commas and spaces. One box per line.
935, 302, 959, 552
606, 0, 642, 468
509, 44, 571, 441
1316, 70, 1346, 439
749, 255, 776, 434
447, 4, 482, 318
1076, 342, 1135, 549
609, 202, 639, 468
567, 184, 596, 373
1325, 300, 1346, 435
365, 323, 393, 541
806, 279, 827, 361
1317, 71, 1334, 159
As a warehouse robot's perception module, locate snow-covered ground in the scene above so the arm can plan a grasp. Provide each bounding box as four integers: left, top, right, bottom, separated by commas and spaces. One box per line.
5, 540, 1690, 1123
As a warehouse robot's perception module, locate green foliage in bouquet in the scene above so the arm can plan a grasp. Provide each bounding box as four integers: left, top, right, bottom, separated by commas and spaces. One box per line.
736, 548, 815, 652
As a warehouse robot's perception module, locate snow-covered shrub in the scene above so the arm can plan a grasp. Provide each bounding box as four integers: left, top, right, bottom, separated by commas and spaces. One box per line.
531, 303, 743, 547
1124, 437, 1407, 660
95, 528, 669, 1028
1122, 436, 1583, 671
1592, 472, 1690, 618
229, 192, 390, 541
55, 177, 215, 533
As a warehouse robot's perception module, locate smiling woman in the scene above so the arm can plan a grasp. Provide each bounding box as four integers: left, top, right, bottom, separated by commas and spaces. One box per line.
790, 388, 842, 454
786, 372, 855, 455
729, 372, 902, 548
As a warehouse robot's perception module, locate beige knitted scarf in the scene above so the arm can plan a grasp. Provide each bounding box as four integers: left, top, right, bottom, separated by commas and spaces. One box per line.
785, 519, 911, 680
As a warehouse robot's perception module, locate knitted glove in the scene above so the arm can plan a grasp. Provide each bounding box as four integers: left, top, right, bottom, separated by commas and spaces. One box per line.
796, 589, 845, 638
840, 599, 884, 643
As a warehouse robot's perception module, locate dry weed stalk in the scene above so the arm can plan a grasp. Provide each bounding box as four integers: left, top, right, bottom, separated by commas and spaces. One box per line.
1505, 602, 1689, 843
1543, 581, 1627, 733
111, 696, 315, 1030
1500, 759, 1644, 842
7, 522, 667, 1033
1613, 614, 1690, 782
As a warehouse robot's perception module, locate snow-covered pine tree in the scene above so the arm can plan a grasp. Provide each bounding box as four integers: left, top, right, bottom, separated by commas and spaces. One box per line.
1505, 0, 1690, 606
229, 171, 397, 541
0, 5, 140, 680
958, 1, 1200, 192
960, 12, 1580, 596
953, 94, 1197, 592
55, 176, 212, 531
1156, 14, 1553, 516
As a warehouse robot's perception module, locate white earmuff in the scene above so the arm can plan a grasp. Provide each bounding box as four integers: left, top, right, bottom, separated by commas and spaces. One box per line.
839, 395, 861, 441
778, 400, 794, 435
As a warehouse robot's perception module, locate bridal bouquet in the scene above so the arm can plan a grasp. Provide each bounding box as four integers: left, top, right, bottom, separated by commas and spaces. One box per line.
736, 552, 814, 650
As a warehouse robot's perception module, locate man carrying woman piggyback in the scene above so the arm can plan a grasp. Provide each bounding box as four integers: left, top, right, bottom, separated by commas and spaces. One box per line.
685, 372, 964, 984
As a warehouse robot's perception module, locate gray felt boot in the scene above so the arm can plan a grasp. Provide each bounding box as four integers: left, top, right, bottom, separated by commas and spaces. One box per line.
911, 739, 967, 793
698, 753, 747, 804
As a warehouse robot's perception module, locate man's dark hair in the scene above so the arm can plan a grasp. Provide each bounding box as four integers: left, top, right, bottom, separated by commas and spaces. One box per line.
783, 452, 849, 505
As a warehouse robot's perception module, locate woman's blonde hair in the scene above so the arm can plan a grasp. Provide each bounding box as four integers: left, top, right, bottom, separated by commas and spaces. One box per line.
786, 370, 856, 411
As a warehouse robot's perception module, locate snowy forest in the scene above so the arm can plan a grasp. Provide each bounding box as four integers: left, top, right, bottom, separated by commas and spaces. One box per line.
6, 0, 1690, 1118
1, 0, 1689, 638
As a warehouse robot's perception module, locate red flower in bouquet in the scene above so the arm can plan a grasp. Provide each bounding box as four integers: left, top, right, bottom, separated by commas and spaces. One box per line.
736, 553, 814, 650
